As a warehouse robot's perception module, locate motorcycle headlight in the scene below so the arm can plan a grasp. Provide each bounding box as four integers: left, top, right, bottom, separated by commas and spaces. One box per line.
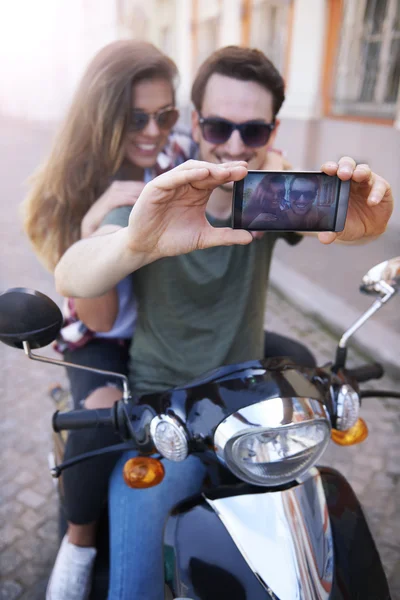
214, 397, 330, 486
336, 384, 360, 431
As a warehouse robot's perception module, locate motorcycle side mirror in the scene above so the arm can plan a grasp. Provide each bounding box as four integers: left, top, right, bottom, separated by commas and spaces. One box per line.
360, 256, 400, 296
0, 287, 131, 401
0, 288, 63, 349
333, 256, 399, 371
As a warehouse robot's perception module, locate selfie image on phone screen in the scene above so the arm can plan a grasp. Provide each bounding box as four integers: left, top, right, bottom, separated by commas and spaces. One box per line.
233, 171, 350, 232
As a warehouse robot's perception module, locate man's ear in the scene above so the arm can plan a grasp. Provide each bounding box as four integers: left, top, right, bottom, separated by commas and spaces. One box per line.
191, 109, 201, 144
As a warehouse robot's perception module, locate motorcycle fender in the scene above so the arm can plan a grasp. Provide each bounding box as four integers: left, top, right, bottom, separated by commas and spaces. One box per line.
163, 495, 273, 600
320, 466, 391, 599
164, 467, 391, 600
164, 468, 334, 600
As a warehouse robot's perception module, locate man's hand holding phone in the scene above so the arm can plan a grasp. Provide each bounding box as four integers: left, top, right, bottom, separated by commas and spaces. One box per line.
231, 156, 393, 245
318, 157, 393, 244
126, 159, 252, 262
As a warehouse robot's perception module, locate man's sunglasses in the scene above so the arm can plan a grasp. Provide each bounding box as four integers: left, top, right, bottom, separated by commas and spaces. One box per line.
130, 106, 179, 132
198, 114, 275, 148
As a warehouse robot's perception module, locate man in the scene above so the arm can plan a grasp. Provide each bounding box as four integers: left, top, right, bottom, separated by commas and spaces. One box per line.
284, 174, 329, 230
55, 46, 393, 597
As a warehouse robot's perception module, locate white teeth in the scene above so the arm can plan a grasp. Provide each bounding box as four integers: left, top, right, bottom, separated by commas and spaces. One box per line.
220, 157, 250, 163
137, 144, 156, 151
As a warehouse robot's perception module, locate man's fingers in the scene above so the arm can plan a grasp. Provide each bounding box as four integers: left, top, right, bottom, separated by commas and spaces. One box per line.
337, 156, 357, 180
173, 159, 247, 172
367, 176, 391, 206
192, 164, 248, 189
321, 161, 338, 175
202, 227, 253, 249
318, 231, 337, 244
352, 163, 372, 183
250, 231, 265, 240
154, 164, 247, 192
321, 157, 358, 180
152, 167, 216, 193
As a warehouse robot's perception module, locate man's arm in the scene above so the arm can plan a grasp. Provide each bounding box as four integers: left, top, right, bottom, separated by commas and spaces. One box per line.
55, 225, 142, 298
55, 160, 251, 298
66, 225, 122, 330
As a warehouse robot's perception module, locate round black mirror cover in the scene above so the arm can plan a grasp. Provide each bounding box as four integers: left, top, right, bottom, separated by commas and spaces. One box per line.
0, 288, 63, 349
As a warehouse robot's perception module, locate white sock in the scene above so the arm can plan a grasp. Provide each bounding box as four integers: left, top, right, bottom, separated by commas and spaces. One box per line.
46, 535, 97, 600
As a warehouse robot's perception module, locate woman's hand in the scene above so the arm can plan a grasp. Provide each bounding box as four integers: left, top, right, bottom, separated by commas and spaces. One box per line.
126, 160, 252, 260
318, 157, 393, 244
81, 180, 145, 238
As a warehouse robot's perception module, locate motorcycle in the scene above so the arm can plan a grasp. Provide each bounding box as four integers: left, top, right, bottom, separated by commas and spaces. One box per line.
0, 256, 399, 600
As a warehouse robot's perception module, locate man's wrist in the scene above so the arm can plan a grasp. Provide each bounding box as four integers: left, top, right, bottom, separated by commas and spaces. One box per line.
117, 226, 155, 272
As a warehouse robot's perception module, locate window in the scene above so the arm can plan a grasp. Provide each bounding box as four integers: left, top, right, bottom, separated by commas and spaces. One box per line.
192, 0, 221, 71
332, 0, 400, 118
195, 16, 220, 69
249, 0, 291, 73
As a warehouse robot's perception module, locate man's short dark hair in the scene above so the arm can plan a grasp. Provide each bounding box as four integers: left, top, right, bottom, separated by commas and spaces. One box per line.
290, 175, 320, 191
191, 46, 285, 118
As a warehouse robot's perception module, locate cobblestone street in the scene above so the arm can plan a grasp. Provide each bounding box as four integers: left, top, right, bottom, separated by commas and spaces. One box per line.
0, 119, 399, 599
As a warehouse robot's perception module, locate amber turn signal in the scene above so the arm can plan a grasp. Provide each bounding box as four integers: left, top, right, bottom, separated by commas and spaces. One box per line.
123, 457, 165, 489
331, 418, 369, 446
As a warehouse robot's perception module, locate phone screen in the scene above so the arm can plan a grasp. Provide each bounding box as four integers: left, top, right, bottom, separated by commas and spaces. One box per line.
233, 171, 345, 232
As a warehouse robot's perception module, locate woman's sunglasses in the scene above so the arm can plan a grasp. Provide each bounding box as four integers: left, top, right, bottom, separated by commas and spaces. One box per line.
198, 114, 275, 148
130, 106, 179, 132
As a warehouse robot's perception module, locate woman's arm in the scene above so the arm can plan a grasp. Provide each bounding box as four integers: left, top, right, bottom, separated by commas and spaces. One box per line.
74, 292, 119, 332
71, 182, 144, 331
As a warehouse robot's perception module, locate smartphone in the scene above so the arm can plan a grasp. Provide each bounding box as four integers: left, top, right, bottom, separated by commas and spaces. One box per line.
232, 170, 350, 232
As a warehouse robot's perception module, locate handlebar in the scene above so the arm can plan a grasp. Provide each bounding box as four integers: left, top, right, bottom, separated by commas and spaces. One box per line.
345, 362, 384, 383
52, 408, 114, 432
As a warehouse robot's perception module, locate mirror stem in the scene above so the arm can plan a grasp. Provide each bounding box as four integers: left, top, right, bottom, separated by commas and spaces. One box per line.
22, 342, 131, 401
333, 283, 395, 371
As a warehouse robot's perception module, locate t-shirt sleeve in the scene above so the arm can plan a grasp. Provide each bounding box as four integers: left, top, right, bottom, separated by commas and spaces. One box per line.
100, 206, 131, 229
279, 232, 303, 246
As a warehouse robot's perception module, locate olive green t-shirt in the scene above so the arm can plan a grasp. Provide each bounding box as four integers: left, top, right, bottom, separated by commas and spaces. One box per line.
103, 207, 300, 394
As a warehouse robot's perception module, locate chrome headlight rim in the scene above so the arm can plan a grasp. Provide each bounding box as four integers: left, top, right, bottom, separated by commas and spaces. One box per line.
214, 397, 331, 486
214, 396, 330, 463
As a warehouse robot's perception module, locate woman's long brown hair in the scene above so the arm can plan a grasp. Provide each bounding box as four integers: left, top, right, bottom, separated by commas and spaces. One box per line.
22, 40, 177, 272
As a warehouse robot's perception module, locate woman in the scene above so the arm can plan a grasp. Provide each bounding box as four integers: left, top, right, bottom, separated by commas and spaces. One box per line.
22, 39, 192, 600
245, 173, 287, 229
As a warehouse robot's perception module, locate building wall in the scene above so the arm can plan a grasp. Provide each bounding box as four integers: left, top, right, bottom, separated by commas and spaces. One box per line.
276, 118, 400, 226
